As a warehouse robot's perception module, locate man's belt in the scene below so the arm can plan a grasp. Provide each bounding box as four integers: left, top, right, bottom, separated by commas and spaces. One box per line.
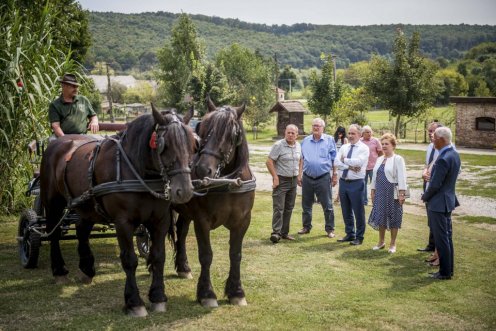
340, 177, 362, 182
303, 172, 328, 180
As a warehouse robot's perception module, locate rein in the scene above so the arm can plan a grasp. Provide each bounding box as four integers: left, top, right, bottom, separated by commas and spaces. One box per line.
68, 116, 191, 209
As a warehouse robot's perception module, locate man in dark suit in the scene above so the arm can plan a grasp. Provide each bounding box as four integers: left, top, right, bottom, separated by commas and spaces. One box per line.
421, 127, 460, 280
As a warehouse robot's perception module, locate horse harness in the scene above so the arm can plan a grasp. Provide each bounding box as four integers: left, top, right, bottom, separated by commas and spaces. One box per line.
63, 117, 189, 220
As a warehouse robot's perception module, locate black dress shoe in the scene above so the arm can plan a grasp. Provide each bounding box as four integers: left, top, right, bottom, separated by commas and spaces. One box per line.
430, 272, 451, 280
350, 239, 363, 245
337, 235, 356, 242
417, 246, 435, 252
270, 234, 280, 243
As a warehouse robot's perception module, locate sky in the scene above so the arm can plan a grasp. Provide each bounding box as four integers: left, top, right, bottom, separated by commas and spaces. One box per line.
77, 0, 496, 26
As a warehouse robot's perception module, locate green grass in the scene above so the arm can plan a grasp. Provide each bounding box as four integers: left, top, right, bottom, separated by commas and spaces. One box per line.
457, 215, 496, 224
1, 192, 495, 330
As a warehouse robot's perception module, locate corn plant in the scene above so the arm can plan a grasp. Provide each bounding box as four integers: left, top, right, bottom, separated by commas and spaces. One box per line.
0, 2, 79, 213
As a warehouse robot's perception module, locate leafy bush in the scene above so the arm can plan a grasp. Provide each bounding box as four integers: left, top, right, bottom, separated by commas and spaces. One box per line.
0, 2, 79, 213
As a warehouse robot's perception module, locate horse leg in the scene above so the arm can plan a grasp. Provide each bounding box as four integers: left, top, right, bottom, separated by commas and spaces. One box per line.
194, 220, 217, 308
76, 220, 95, 284
46, 198, 69, 284
115, 220, 147, 317
174, 215, 193, 279
225, 219, 250, 306
145, 220, 168, 313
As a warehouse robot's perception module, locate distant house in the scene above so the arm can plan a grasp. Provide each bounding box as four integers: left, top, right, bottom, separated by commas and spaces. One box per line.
451, 96, 496, 149
269, 100, 307, 137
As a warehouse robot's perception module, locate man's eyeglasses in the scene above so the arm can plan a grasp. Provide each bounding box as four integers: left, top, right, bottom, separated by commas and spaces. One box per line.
312, 124, 322, 128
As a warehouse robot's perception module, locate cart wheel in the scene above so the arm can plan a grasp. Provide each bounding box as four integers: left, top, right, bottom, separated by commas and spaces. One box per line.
135, 224, 150, 259
18, 209, 41, 268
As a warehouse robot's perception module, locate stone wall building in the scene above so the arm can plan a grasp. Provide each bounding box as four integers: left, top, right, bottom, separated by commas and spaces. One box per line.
451, 97, 496, 149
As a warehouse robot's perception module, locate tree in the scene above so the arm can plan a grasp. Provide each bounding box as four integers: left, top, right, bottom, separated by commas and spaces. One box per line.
434, 68, 468, 104
307, 53, 343, 124
109, 82, 127, 104
157, 13, 205, 112
278, 65, 297, 93
366, 29, 438, 136
123, 82, 156, 104
342, 61, 371, 88
333, 87, 374, 128
216, 44, 274, 129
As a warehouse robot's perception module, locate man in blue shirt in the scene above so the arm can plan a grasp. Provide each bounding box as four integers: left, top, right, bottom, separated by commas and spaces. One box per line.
298, 118, 338, 238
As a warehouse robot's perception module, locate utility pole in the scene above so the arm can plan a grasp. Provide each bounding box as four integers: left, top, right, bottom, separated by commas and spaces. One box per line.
331, 55, 337, 82
106, 62, 114, 123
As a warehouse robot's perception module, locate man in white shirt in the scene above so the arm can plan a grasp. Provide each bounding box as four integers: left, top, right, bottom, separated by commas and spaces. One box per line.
334, 124, 369, 245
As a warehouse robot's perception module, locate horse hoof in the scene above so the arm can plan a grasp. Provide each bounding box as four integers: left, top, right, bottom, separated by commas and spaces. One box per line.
127, 306, 148, 317
54, 275, 70, 285
77, 270, 93, 284
230, 297, 248, 306
150, 302, 167, 312
200, 298, 219, 308
178, 271, 193, 279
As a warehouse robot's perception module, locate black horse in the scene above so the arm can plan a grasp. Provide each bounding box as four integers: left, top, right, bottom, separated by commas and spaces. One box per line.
173, 98, 255, 307
40, 106, 195, 316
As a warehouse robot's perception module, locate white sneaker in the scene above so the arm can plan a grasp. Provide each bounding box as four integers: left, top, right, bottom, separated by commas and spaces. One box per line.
388, 246, 396, 253
372, 243, 385, 250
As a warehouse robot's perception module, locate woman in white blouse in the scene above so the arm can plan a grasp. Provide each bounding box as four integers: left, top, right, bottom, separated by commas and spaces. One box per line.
368, 133, 407, 253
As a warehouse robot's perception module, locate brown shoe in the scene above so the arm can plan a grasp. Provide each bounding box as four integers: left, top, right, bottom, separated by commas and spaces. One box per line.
281, 234, 295, 241
327, 231, 336, 238
298, 228, 310, 235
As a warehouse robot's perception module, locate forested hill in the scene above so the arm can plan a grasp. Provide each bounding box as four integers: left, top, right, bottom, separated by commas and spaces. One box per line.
87, 11, 496, 71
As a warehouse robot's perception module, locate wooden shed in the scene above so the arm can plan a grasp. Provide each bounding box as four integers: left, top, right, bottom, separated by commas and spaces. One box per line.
269, 100, 306, 137
451, 96, 496, 149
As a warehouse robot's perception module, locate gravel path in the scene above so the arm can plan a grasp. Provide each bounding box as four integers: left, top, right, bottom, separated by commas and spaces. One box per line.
249, 145, 496, 219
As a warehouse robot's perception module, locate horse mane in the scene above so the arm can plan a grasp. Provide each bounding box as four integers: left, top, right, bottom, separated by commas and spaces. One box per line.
200, 106, 249, 178
118, 110, 195, 176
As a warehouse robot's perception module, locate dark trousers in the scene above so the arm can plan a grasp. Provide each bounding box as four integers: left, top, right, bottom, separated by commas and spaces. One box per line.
363, 169, 373, 205
339, 178, 366, 240
301, 173, 334, 232
272, 176, 298, 236
426, 204, 436, 250
428, 209, 454, 276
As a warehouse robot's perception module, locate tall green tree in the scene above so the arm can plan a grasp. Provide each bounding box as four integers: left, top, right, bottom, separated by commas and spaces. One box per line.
434, 68, 468, 104
366, 29, 438, 136
307, 53, 343, 124
157, 13, 205, 112
216, 44, 274, 129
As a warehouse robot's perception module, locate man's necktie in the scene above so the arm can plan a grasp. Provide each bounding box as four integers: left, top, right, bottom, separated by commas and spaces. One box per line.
341, 144, 355, 179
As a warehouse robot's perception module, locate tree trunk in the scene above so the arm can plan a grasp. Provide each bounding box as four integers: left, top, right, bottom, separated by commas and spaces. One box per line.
394, 115, 401, 137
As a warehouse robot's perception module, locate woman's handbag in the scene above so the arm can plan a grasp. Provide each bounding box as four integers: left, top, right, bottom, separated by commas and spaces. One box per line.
393, 155, 410, 199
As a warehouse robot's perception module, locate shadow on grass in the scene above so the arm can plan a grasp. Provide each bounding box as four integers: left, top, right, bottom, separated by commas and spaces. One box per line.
0, 237, 213, 328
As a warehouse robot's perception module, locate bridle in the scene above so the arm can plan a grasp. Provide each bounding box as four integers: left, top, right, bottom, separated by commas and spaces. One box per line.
148, 112, 192, 196
198, 107, 243, 177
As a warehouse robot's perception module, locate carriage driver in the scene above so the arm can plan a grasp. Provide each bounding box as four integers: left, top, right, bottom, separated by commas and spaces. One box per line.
48, 73, 99, 137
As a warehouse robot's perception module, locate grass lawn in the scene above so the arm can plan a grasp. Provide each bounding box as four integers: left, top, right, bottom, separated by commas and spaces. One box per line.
0, 192, 495, 330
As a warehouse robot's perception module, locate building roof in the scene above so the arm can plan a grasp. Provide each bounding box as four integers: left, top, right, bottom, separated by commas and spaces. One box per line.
450, 96, 496, 104
269, 100, 307, 113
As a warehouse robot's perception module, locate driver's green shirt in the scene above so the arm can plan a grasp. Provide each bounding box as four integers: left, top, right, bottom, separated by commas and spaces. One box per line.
48, 95, 96, 134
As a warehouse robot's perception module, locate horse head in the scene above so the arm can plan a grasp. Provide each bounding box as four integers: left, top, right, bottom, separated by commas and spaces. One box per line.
193, 96, 246, 179
144, 105, 195, 203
